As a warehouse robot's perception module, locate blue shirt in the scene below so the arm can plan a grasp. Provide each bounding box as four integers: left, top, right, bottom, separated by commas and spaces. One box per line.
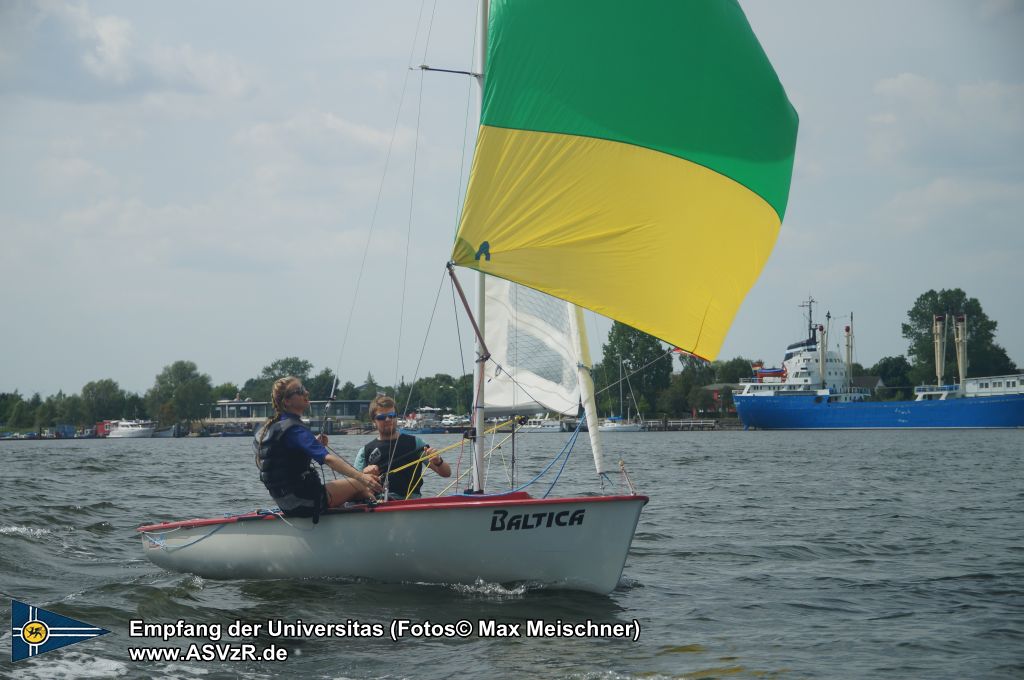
279, 414, 329, 464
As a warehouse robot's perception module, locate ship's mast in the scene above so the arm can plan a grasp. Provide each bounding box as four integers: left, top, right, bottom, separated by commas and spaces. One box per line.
799, 297, 816, 342
933, 314, 947, 387
845, 313, 854, 392
819, 311, 830, 389
954, 314, 968, 386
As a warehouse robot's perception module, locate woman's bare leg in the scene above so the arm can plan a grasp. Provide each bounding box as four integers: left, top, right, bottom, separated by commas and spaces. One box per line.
325, 478, 374, 507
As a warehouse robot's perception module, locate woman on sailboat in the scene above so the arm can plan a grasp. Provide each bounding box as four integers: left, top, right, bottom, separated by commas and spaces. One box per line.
255, 377, 381, 521
355, 396, 451, 500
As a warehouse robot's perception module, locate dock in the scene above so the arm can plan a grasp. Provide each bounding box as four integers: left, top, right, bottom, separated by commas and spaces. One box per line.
643, 419, 719, 431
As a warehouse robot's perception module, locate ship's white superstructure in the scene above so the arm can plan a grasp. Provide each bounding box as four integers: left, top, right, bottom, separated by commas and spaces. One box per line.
737, 300, 869, 404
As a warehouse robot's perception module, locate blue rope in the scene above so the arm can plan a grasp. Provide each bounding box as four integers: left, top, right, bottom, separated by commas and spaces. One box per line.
543, 419, 582, 498
461, 416, 585, 498
143, 523, 228, 553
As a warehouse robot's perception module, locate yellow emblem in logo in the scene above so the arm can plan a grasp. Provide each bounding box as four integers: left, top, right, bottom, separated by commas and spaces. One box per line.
21, 619, 49, 645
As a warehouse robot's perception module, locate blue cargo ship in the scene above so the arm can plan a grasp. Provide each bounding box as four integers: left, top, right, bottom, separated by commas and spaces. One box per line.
733, 300, 1024, 429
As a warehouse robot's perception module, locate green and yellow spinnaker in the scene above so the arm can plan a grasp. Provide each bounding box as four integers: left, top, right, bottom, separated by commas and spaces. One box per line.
452, 0, 798, 360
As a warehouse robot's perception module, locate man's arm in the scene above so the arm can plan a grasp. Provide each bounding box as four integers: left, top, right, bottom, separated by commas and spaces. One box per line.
426, 451, 451, 478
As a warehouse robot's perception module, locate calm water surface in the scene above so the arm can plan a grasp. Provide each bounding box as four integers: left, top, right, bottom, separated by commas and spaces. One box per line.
1, 431, 1021, 679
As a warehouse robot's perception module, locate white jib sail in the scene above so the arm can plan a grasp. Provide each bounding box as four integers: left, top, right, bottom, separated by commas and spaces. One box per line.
483, 275, 609, 475
484, 276, 580, 416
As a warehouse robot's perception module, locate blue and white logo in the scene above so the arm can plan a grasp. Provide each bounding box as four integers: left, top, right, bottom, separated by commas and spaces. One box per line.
11, 599, 110, 662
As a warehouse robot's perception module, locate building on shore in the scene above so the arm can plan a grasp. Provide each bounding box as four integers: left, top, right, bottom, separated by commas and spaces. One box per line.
206, 398, 371, 435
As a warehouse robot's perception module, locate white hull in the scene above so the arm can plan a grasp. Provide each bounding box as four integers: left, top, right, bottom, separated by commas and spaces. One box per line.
518, 424, 562, 433
597, 422, 644, 433
108, 424, 155, 438
140, 493, 647, 594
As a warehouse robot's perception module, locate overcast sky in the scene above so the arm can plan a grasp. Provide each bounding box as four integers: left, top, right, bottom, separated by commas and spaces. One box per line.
2, 0, 1022, 398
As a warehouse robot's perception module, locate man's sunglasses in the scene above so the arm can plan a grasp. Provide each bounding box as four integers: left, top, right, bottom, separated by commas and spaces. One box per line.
374, 412, 399, 421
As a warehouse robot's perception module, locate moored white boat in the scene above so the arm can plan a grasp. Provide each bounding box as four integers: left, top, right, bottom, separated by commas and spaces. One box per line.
518, 416, 563, 433
597, 418, 644, 433
152, 424, 181, 438
400, 408, 447, 434
140, 492, 647, 593
599, 359, 645, 432
108, 420, 155, 438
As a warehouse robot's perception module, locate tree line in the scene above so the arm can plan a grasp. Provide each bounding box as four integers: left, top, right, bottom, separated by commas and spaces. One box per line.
2, 288, 1016, 432
0, 356, 478, 433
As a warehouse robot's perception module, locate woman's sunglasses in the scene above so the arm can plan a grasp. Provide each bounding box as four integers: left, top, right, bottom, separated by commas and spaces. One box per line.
284, 386, 309, 398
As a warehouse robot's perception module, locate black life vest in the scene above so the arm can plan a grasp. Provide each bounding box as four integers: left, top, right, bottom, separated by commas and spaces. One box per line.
256, 415, 325, 521
363, 433, 425, 498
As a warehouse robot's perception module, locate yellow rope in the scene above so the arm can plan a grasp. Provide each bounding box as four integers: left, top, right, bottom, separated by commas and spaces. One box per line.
327, 419, 520, 499
434, 427, 519, 497
365, 417, 520, 500
388, 417, 519, 475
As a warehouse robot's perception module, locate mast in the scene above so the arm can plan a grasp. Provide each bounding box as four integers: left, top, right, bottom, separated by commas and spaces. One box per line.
818, 312, 830, 389
954, 314, 968, 386
468, 0, 489, 493
618, 357, 624, 417
800, 297, 816, 343
933, 314, 947, 386
845, 314, 853, 392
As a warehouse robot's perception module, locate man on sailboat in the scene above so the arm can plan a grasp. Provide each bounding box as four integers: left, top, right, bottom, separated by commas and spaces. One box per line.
355, 396, 451, 500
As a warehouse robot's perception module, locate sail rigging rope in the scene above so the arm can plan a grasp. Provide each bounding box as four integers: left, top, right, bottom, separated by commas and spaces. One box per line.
623, 363, 643, 420
542, 418, 582, 498
392, 0, 440, 392
434, 423, 546, 498
392, 49, 430, 391
458, 417, 584, 499
404, 416, 515, 465
345, 416, 517, 500
450, 278, 470, 411
329, 0, 432, 398
451, 7, 480, 238
593, 347, 678, 400
397, 269, 449, 418
142, 524, 229, 553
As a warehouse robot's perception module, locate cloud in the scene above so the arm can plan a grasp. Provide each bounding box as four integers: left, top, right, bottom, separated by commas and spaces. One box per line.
5, 0, 250, 101
868, 73, 1024, 174
234, 110, 412, 164
148, 44, 249, 99
226, 108, 420, 209
878, 176, 1023, 233
76, 10, 134, 83
35, 155, 118, 193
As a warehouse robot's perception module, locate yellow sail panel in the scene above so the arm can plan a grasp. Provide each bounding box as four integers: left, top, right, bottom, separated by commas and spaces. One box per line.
452, 126, 781, 359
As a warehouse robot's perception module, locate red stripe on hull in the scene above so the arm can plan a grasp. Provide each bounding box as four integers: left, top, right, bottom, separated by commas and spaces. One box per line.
137, 492, 649, 533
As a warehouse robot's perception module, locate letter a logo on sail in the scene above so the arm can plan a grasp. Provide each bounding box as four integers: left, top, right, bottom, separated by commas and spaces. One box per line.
11, 599, 110, 662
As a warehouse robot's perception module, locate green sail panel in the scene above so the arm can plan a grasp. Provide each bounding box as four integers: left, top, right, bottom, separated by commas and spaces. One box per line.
482, 0, 798, 220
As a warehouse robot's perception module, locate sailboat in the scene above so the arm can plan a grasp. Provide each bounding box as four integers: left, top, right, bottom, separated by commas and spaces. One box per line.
138, 0, 797, 594
599, 359, 645, 432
